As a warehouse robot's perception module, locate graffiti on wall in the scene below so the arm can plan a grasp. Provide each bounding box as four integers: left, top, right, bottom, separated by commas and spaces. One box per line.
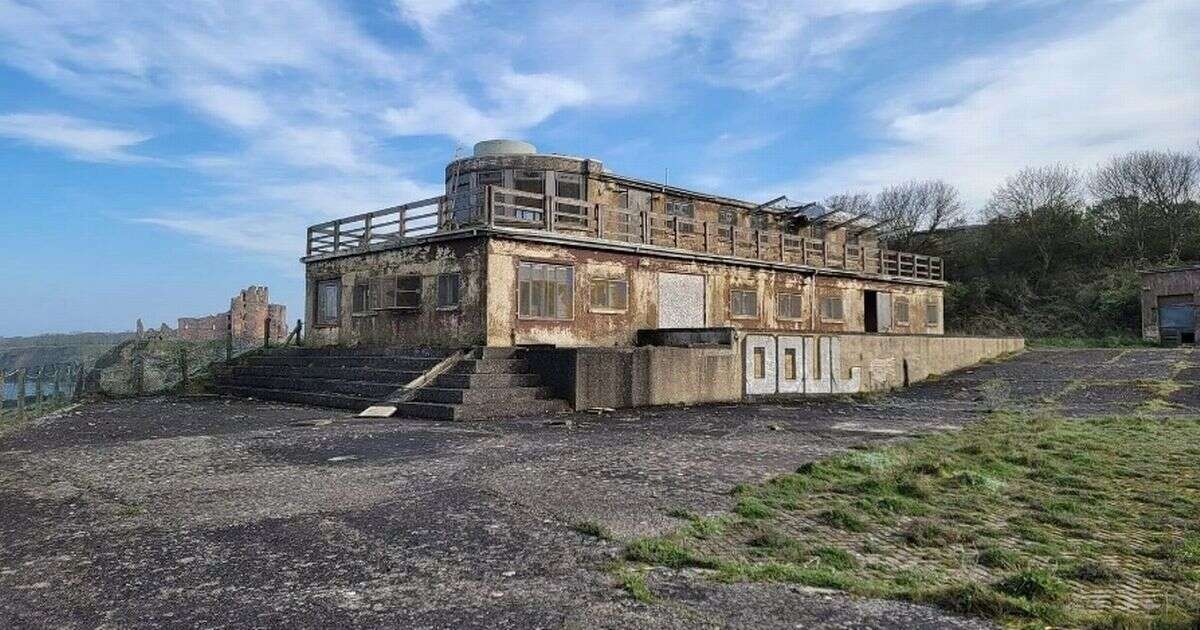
743, 335, 862, 395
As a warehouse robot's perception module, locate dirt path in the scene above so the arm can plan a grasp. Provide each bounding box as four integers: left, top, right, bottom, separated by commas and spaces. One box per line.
1, 348, 1194, 629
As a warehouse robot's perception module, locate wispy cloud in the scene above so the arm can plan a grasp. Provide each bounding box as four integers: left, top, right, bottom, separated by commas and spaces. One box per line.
0, 112, 151, 162
778, 0, 1200, 208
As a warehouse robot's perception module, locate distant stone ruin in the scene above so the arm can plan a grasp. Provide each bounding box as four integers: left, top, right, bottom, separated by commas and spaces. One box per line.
147, 286, 288, 343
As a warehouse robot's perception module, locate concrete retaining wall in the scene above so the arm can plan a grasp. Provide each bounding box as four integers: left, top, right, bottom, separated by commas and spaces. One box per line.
529, 333, 1023, 410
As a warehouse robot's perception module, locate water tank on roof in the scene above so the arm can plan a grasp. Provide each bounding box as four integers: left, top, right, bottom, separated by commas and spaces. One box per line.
473, 139, 537, 157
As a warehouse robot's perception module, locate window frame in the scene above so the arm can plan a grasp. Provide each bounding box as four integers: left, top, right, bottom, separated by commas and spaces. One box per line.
730, 288, 759, 320
894, 295, 910, 326
351, 280, 372, 316
516, 260, 575, 321
589, 275, 629, 314
776, 291, 804, 321
314, 278, 342, 327
926, 297, 941, 327
436, 273, 461, 310
819, 293, 845, 323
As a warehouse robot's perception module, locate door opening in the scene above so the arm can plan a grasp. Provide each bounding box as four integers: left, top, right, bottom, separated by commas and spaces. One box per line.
864, 290, 879, 333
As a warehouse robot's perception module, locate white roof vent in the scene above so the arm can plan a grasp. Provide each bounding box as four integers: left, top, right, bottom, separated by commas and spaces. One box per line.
473, 139, 537, 157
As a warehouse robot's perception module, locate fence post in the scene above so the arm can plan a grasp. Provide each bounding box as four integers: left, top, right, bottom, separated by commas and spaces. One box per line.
263, 317, 271, 349
16, 369, 25, 416
179, 347, 189, 392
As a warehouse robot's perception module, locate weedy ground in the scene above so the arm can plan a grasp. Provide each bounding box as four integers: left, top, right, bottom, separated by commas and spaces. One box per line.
620, 412, 1200, 629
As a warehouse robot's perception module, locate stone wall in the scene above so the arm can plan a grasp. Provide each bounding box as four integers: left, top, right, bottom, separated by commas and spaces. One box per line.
175, 286, 287, 343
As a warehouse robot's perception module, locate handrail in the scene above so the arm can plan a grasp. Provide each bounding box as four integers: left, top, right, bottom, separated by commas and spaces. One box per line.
305, 185, 944, 280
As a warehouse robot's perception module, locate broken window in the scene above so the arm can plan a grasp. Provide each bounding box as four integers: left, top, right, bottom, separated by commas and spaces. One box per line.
666, 196, 695, 234
377, 275, 421, 310
590, 276, 629, 312
730, 288, 758, 318
820, 294, 844, 322
718, 206, 738, 226
518, 261, 573, 320
894, 296, 910, 325
554, 173, 583, 199
777, 292, 803, 320
476, 170, 503, 188
436, 273, 461, 309
783, 348, 797, 381
352, 281, 371, 314
315, 279, 341, 326
926, 298, 940, 326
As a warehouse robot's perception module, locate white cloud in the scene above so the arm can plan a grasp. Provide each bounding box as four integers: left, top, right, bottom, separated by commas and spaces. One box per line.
0, 112, 151, 162
781, 0, 1200, 209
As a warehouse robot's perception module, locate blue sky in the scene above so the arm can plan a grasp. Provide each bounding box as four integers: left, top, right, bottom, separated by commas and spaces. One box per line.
0, 0, 1197, 336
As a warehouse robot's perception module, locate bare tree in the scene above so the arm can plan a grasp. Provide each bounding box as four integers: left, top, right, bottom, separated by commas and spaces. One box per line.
873, 180, 965, 251
1089, 149, 1199, 256
823, 192, 874, 217
986, 164, 1084, 219
985, 164, 1087, 278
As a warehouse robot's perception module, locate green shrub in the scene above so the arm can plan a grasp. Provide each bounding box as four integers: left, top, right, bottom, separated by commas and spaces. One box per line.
993, 569, 1069, 602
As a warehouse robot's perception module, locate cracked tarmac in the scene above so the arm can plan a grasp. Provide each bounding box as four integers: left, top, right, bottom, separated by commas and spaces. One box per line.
1, 347, 1196, 629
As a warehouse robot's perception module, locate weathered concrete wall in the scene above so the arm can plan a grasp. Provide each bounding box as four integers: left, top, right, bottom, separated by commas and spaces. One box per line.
526, 346, 741, 410
485, 237, 944, 347
304, 238, 488, 347
1139, 268, 1200, 342
832, 333, 1024, 392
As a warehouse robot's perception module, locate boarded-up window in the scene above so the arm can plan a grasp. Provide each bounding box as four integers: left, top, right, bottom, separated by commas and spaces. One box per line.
590, 277, 628, 312
316, 279, 341, 326
731, 289, 758, 318
820, 294, 844, 321
518, 262, 573, 319
777, 292, 803, 320
436, 273, 460, 309
926, 298, 940, 326
753, 346, 766, 379
783, 348, 797, 381
352, 281, 371, 314
894, 296, 910, 325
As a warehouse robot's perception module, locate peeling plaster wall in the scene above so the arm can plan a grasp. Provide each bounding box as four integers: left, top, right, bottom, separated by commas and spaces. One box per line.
485, 237, 943, 347
304, 238, 488, 347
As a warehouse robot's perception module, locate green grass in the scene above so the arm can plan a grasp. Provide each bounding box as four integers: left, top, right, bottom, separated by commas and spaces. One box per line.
614, 568, 655, 603
0, 399, 75, 437
618, 412, 1200, 627
572, 520, 610, 539
1027, 337, 1155, 348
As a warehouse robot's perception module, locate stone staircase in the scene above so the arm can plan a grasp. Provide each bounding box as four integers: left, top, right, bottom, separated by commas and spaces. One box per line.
211, 346, 570, 420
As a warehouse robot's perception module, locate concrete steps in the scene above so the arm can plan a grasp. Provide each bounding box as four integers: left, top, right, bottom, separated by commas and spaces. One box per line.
211, 346, 568, 420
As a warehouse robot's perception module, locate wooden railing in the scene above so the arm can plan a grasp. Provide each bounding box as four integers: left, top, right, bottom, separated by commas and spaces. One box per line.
305, 185, 944, 281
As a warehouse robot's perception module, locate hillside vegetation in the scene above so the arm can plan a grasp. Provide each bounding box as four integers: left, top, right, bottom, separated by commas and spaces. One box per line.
849, 148, 1199, 340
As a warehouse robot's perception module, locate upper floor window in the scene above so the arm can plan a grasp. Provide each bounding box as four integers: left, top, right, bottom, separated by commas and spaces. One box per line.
518, 261, 573, 320
554, 173, 583, 199
731, 288, 758, 318
777, 292, 803, 320
718, 206, 738, 226
820, 294, 844, 322
894, 296, 910, 325
926, 298, 941, 326
514, 170, 545, 195
352, 281, 371, 314
437, 273, 461, 309
476, 170, 503, 187
590, 276, 629, 312
315, 279, 341, 326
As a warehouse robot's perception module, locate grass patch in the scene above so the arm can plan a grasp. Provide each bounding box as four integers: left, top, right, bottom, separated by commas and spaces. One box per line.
614, 568, 654, 603
572, 520, 610, 539
619, 412, 1200, 627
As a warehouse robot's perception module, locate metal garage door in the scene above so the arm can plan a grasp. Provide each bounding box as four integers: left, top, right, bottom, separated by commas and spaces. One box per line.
657, 273, 706, 328
1159, 294, 1195, 340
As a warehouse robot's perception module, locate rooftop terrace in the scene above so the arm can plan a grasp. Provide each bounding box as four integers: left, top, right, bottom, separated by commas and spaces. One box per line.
305, 185, 944, 282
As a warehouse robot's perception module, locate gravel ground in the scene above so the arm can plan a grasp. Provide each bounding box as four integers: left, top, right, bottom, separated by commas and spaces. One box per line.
1, 347, 1195, 629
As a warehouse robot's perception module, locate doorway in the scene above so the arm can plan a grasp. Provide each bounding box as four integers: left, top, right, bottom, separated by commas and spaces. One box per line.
864, 290, 879, 333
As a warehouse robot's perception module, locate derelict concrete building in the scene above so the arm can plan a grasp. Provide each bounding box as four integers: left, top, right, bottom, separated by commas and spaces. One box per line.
1140, 265, 1200, 344
215, 141, 1022, 418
